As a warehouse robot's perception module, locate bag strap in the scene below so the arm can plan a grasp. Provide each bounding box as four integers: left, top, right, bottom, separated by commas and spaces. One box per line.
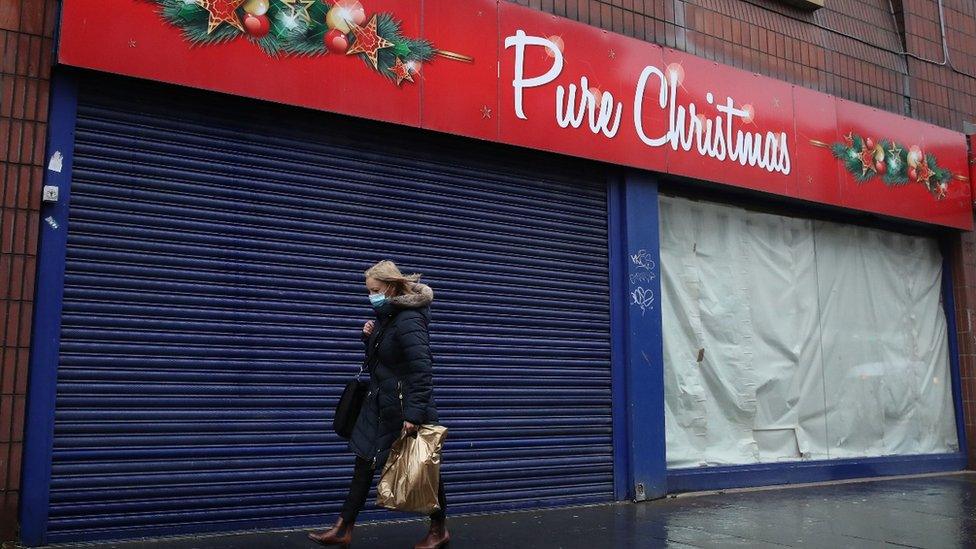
360, 312, 398, 378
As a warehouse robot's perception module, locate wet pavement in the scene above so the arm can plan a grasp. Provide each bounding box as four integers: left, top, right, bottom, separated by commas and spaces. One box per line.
48, 472, 976, 548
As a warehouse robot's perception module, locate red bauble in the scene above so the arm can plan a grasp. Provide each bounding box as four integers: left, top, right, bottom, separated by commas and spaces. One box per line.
325, 28, 349, 53
243, 13, 269, 38
875, 160, 886, 174
865, 137, 874, 149
908, 167, 917, 180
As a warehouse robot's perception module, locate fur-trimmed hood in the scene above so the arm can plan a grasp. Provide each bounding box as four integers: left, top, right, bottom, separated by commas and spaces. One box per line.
389, 283, 434, 309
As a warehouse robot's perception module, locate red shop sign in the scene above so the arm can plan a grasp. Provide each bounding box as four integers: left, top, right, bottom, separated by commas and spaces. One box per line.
57, 0, 973, 229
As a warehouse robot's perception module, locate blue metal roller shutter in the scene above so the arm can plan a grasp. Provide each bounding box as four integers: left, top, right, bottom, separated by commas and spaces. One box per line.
46, 73, 613, 542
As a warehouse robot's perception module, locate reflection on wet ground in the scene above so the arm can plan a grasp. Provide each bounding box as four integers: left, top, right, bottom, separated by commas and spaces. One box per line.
62, 472, 976, 548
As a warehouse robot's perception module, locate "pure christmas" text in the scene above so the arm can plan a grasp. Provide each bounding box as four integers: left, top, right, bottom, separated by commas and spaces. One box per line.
504, 30, 792, 176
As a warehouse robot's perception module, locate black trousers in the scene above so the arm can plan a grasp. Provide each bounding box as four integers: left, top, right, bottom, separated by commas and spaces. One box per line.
340, 456, 447, 523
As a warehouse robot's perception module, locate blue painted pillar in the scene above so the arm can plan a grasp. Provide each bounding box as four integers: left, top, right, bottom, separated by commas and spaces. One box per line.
941, 239, 968, 455
20, 69, 78, 547
609, 171, 666, 501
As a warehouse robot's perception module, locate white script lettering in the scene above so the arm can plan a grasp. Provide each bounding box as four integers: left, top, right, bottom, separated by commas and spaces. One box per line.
505, 32, 792, 176
504, 30, 564, 120
633, 66, 791, 175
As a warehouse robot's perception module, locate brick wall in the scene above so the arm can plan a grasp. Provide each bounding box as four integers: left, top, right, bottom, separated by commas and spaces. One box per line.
513, 0, 976, 130
901, 0, 976, 130
957, 138, 976, 468
0, 0, 56, 541
953, 230, 976, 467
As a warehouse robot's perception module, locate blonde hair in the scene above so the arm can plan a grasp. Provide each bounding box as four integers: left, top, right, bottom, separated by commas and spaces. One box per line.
364, 260, 421, 296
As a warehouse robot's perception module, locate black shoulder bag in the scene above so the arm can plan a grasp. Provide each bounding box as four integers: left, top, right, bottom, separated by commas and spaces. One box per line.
333, 317, 393, 439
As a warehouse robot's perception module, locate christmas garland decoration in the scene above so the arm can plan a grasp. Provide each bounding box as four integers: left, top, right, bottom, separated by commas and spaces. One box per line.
813, 132, 967, 200
154, 0, 471, 85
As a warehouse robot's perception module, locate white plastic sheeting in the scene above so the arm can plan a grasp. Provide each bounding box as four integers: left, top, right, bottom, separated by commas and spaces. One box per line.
660, 196, 959, 468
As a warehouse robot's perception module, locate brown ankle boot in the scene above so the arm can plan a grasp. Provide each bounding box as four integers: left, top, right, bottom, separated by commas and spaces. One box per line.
414, 518, 450, 549
307, 517, 354, 546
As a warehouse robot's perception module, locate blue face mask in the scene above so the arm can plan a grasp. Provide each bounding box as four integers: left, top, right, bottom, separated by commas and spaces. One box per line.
369, 293, 387, 308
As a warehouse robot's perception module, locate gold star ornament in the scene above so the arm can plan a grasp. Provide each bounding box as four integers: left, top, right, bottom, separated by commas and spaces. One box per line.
281, 0, 315, 24
347, 15, 394, 70
389, 58, 415, 86
858, 147, 877, 177
197, 0, 245, 34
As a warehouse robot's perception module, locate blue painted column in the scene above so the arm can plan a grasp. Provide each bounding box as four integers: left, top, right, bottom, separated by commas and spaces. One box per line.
20, 69, 78, 547
941, 238, 968, 455
609, 171, 666, 501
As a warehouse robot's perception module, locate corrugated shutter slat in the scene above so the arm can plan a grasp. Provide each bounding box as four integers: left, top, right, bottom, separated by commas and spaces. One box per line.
46, 75, 613, 542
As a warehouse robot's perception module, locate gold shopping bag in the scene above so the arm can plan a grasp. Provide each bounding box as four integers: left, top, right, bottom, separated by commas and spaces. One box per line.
376, 425, 448, 514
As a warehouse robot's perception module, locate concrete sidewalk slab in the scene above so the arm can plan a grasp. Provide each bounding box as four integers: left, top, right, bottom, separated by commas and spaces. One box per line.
41, 472, 976, 549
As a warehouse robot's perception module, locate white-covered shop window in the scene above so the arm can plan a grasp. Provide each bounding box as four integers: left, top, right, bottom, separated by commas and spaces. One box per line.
661, 195, 959, 468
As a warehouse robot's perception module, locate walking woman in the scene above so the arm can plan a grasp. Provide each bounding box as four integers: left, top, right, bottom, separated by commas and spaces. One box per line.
309, 261, 449, 548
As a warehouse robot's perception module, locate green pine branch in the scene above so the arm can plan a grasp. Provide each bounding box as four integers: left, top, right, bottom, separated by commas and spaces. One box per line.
257, 33, 282, 56
354, 13, 434, 81
830, 143, 849, 160
269, 4, 312, 47
160, 0, 240, 45
882, 170, 910, 186
154, 1, 443, 81
376, 13, 434, 61
280, 0, 329, 56
832, 142, 873, 183
926, 153, 952, 185
832, 133, 956, 198
878, 139, 909, 186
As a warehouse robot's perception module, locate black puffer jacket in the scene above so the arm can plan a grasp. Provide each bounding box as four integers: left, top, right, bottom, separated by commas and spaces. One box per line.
348, 283, 439, 467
